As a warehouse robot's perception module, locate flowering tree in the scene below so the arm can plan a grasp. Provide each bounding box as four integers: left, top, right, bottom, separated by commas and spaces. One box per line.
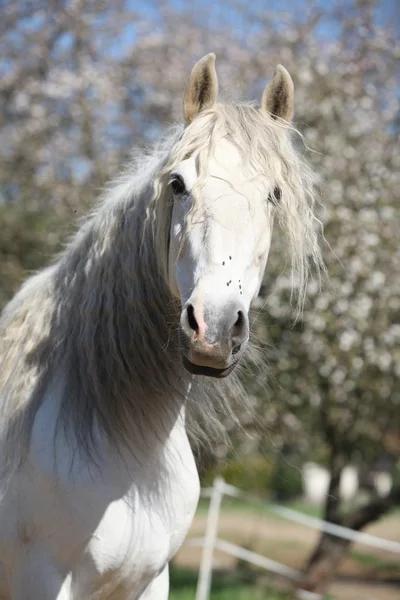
238, 1, 400, 590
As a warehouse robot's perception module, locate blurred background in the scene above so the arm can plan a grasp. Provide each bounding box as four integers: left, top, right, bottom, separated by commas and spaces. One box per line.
0, 0, 399, 598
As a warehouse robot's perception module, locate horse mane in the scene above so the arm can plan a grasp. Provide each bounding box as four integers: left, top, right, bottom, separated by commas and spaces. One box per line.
0, 103, 323, 475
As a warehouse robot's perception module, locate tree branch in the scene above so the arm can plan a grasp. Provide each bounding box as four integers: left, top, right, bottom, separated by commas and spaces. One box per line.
343, 484, 400, 531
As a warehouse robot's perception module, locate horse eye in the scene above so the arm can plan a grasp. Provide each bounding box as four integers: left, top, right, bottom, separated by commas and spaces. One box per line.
170, 174, 186, 196
268, 187, 281, 204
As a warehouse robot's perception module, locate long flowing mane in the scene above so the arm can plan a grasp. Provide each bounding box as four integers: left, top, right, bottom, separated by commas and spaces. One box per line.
0, 103, 323, 476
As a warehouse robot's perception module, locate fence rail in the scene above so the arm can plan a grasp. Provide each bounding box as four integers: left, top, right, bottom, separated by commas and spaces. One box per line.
190, 477, 399, 600
203, 480, 400, 553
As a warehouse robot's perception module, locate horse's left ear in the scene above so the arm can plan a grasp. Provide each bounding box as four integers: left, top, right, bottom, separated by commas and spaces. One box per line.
261, 65, 294, 122
183, 53, 218, 124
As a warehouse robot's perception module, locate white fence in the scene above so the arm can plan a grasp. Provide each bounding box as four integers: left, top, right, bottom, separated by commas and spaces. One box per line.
188, 477, 400, 600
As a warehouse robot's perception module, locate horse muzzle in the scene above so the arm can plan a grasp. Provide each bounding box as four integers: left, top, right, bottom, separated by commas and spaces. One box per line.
179, 300, 249, 378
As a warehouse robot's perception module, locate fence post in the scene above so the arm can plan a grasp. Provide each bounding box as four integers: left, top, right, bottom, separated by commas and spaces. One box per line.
195, 477, 224, 600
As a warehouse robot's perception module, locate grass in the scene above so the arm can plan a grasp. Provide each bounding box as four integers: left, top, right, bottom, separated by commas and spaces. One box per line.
197, 495, 324, 519
349, 550, 400, 575
282, 500, 323, 519
169, 566, 290, 600
197, 496, 269, 516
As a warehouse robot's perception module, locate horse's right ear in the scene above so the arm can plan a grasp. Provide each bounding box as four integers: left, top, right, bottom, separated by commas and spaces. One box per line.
183, 53, 218, 124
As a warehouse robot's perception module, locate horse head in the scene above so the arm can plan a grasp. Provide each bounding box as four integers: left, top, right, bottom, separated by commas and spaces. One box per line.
165, 54, 299, 377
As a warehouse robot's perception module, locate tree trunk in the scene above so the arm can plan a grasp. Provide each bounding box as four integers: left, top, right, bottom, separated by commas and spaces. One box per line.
299, 484, 400, 593
299, 532, 350, 592
299, 451, 345, 592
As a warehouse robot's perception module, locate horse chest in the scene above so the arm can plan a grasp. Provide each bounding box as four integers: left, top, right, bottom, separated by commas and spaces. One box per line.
82, 448, 200, 586
81, 477, 197, 594
0, 401, 200, 598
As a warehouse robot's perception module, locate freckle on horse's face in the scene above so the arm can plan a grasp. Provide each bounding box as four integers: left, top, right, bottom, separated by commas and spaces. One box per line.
167, 54, 294, 378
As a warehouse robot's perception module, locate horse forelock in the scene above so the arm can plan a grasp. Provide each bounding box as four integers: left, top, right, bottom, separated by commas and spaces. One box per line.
152, 104, 324, 308
0, 102, 323, 474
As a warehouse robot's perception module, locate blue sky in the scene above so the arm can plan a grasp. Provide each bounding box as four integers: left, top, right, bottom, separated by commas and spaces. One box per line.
113, 0, 398, 60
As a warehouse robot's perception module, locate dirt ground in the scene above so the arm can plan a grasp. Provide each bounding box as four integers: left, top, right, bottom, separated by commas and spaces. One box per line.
173, 509, 400, 600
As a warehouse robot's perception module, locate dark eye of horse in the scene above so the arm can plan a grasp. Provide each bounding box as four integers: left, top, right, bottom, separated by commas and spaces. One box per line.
268, 187, 281, 204
170, 174, 186, 196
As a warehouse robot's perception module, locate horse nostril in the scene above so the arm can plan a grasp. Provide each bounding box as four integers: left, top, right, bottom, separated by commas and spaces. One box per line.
230, 308, 248, 353
186, 304, 199, 334
234, 310, 245, 329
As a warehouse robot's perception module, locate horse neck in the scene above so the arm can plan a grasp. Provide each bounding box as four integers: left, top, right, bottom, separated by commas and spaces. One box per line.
52, 183, 190, 458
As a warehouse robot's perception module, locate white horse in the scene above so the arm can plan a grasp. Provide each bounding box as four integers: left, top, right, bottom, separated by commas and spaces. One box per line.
0, 54, 322, 599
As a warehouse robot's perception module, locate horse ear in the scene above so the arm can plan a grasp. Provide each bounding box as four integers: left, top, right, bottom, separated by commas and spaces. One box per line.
261, 65, 294, 122
183, 53, 218, 124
